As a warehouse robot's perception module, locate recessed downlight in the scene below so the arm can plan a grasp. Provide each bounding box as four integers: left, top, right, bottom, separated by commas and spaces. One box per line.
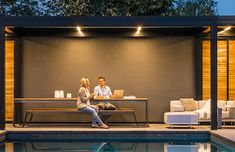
76, 26, 83, 35
136, 26, 142, 35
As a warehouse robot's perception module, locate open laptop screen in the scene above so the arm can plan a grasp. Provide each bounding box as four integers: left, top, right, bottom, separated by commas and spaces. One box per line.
112, 90, 124, 98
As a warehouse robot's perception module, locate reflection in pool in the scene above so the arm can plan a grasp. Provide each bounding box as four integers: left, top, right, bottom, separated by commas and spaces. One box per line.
0, 141, 234, 152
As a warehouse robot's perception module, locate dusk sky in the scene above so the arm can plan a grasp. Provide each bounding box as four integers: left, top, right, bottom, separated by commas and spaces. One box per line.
216, 0, 235, 15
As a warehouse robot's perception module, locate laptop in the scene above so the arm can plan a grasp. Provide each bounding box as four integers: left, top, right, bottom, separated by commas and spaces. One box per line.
112, 90, 124, 98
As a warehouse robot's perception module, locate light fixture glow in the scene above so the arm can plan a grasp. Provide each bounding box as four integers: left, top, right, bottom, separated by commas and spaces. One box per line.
218, 26, 231, 34
224, 26, 231, 31
76, 26, 83, 35
136, 26, 142, 35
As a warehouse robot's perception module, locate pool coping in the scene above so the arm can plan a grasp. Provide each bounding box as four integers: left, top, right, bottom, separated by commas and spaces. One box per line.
209, 131, 235, 148
5, 130, 210, 141
0, 131, 7, 142
1, 129, 235, 147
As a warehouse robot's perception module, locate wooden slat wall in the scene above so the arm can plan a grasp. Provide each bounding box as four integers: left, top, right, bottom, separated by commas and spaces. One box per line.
5, 40, 14, 121
229, 40, 235, 100
202, 41, 211, 99
202, 40, 227, 100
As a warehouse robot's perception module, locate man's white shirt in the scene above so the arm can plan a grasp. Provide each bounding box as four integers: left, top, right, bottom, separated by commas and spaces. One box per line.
94, 85, 112, 98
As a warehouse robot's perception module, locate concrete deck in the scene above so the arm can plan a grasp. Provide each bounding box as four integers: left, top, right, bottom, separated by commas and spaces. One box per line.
210, 129, 235, 147
6, 123, 210, 132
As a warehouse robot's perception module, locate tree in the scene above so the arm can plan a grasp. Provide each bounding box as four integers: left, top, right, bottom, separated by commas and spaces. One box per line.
0, 0, 218, 16
0, 0, 41, 16
39, 0, 176, 16
174, 0, 218, 16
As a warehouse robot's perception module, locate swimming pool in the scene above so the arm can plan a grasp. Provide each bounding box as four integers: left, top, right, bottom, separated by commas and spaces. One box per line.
0, 140, 235, 152
1, 131, 235, 152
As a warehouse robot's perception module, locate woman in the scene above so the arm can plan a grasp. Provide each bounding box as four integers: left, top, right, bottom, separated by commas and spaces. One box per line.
77, 77, 109, 129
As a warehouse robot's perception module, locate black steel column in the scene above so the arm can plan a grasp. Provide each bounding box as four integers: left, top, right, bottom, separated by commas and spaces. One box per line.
0, 26, 5, 130
195, 37, 202, 100
210, 25, 218, 130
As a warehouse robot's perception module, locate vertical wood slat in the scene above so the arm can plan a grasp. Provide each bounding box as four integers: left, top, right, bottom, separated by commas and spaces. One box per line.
202, 40, 227, 100
229, 40, 235, 100
5, 41, 14, 121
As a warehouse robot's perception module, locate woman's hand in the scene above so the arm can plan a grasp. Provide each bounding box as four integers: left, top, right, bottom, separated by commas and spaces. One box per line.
90, 92, 95, 97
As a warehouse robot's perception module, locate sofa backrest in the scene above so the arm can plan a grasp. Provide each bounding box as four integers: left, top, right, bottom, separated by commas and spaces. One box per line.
197, 100, 206, 109
170, 99, 234, 112
227, 100, 235, 107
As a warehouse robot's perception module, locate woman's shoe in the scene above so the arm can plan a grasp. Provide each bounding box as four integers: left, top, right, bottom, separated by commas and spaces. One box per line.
99, 124, 109, 129
92, 124, 99, 128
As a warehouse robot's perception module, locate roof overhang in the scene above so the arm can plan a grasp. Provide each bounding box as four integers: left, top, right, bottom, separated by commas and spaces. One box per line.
1, 16, 235, 37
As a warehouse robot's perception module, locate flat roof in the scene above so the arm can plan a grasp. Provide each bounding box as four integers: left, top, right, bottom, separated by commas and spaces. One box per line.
0, 16, 235, 27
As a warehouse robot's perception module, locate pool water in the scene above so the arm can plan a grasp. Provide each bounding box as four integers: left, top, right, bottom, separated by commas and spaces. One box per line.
0, 140, 235, 152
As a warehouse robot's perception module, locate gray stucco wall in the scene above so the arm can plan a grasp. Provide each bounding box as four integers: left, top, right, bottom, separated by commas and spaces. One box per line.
19, 36, 195, 122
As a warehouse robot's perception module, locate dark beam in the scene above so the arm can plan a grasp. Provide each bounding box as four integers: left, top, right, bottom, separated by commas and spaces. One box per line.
0, 26, 5, 130
217, 16, 235, 26
210, 25, 218, 130
0, 16, 216, 27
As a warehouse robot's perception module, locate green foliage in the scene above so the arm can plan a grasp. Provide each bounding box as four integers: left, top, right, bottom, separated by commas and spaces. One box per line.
0, 0, 41, 16
174, 0, 218, 16
0, 0, 175, 16
0, 0, 217, 16
44, 0, 175, 16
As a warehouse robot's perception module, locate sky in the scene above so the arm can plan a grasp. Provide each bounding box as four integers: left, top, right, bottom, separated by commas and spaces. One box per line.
216, 0, 235, 15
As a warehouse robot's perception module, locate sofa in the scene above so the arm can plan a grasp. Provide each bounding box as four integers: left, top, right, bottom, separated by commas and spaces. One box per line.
169, 98, 235, 120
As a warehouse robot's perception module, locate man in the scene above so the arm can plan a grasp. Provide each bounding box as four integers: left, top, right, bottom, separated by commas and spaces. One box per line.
94, 76, 113, 124
94, 76, 112, 99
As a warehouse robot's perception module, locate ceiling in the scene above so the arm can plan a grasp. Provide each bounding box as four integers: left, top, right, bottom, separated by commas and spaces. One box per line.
5, 26, 235, 37
5, 27, 208, 37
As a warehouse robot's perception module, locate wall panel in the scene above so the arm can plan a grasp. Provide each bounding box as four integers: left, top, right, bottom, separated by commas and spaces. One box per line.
202, 40, 227, 100
5, 40, 14, 121
229, 40, 235, 100
20, 36, 195, 122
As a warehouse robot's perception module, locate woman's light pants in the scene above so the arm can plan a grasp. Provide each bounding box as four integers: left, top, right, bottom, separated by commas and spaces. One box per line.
80, 106, 103, 126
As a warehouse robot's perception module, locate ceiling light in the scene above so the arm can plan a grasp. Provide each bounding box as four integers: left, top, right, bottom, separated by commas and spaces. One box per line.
218, 26, 231, 34
76, 26, 83, 35
224, 26, 231, 31
136, 26, 142, 35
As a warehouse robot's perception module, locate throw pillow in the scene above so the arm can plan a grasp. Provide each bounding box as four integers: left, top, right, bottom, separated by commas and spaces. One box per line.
180, 98, 197, 111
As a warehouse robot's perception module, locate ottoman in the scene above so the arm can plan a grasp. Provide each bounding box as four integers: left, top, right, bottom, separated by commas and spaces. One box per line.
164, 112, 199, 128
